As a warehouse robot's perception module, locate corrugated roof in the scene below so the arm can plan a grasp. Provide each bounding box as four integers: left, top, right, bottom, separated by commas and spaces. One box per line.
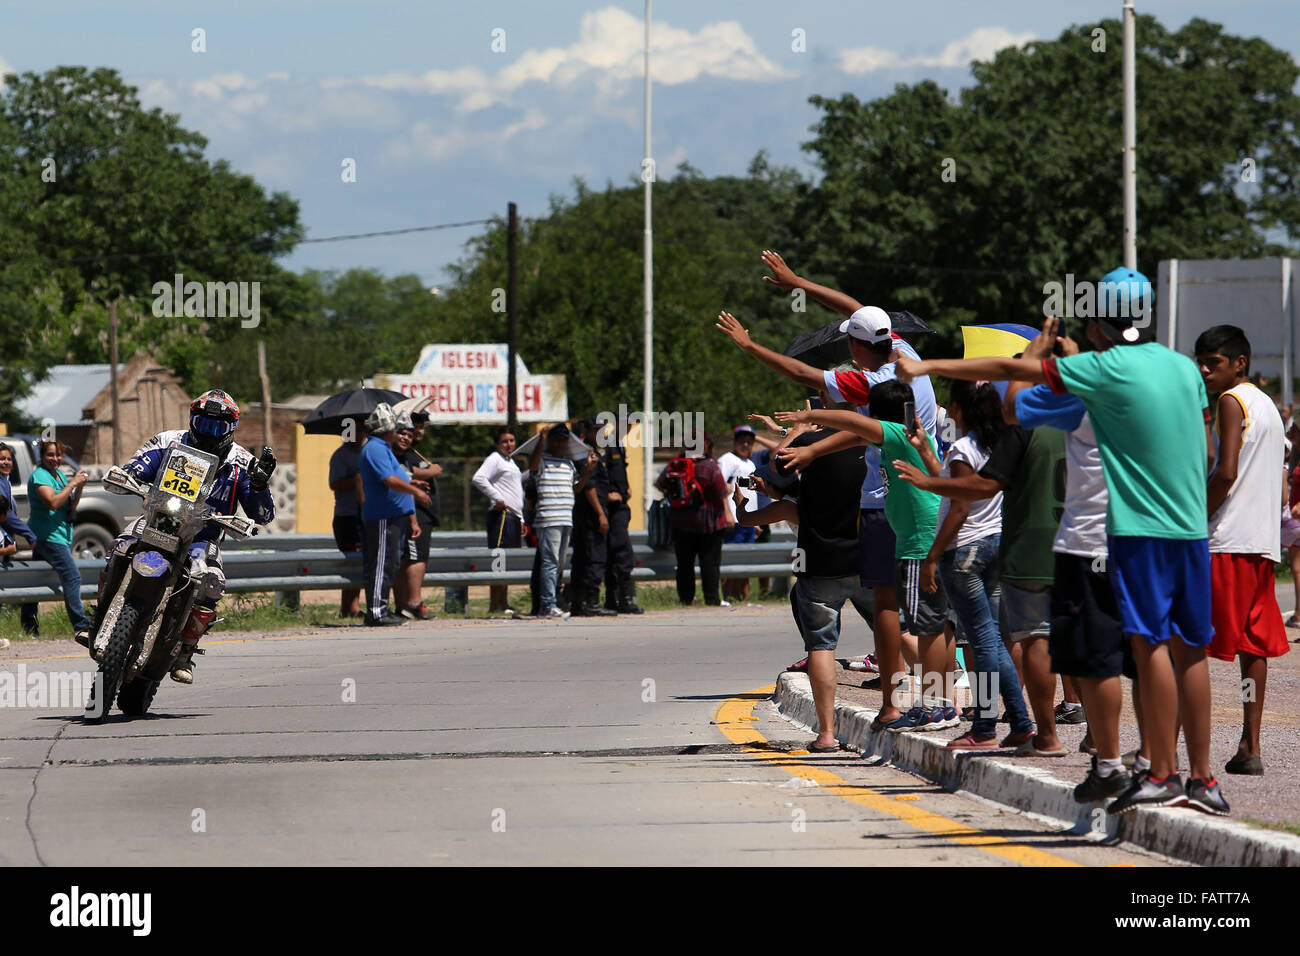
18, 365, 112, 425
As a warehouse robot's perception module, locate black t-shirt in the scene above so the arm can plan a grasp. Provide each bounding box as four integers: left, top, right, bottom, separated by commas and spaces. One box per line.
788, 428, 866, 578
400, 448, 440, 525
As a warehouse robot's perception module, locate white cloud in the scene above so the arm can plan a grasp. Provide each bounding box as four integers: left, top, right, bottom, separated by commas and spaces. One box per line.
385, 108, 549, 164
360, 6, 787, 112
841, 26, 1034, 74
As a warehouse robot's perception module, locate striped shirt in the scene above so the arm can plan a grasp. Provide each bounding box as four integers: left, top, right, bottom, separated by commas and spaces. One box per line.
532, 455, 578, 529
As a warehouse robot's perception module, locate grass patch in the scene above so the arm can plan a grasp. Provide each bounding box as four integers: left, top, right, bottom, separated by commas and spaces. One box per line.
1241, 816, 1300, 837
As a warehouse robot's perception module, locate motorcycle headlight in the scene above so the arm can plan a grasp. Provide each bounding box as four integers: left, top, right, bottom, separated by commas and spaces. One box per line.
164, 497, 182, 513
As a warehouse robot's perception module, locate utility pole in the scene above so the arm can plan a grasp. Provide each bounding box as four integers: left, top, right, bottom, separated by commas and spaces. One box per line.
257, 339, 273, 450
642, 0, 655, 513
108, 297, 121, 464
507, 201, 519, 433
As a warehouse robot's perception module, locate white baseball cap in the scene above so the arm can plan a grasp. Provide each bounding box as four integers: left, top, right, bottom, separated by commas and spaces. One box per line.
839, 306, 893, 345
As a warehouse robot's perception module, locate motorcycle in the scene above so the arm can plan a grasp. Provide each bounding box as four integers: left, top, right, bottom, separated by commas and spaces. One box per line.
84, 442, 260, 722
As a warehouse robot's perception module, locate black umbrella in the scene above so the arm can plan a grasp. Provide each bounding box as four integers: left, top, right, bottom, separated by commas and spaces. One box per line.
783, 310, 934, 368
302, 388, 408, 435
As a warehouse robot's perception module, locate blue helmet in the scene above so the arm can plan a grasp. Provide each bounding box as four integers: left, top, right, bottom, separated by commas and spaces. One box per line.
189, 389, 239, 455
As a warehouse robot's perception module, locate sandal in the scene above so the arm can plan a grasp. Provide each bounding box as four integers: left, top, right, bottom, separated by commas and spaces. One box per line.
785, 657, 810, 673
808, 740, 842, 753
946, 732, 998, 750
1014, 737, 1069, 757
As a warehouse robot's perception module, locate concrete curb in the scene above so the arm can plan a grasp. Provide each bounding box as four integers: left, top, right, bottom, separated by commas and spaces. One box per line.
773, 672, 1300, 867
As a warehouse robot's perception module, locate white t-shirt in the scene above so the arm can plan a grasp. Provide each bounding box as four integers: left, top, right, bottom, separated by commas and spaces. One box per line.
1209, 382, 1284, 560
1054, 412, 1108, 559
937, 434, 1002, 549
471, 451, 524, 517
718, 451, 756, 520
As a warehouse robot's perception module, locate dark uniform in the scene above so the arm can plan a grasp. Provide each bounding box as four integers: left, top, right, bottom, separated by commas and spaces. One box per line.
602, 441, 641, 613
570, 436, 614, 615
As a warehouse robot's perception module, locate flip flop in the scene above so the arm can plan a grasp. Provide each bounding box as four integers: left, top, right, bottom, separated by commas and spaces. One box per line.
808, 741, 842, 753
1014, 738, 1069, 758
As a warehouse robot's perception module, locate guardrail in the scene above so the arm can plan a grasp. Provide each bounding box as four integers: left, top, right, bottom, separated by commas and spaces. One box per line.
0, 531, 800, 603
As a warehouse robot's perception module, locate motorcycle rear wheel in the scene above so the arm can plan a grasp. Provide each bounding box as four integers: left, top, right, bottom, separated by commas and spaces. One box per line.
86, 604, 139, 724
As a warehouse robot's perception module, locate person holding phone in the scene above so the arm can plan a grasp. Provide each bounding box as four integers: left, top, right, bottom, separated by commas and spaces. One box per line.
25, 440, 91, 641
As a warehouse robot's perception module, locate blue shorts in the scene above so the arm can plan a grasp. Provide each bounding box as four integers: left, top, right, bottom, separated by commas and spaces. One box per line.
793, 575, 872, 652
1107, 535, 1214, 646
723, 524, 758, 544
858, 508, 897, 588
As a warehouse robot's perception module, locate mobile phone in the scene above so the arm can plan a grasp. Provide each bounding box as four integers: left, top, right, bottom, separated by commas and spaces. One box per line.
808, 397, 823, 410
903, 400, 916, 436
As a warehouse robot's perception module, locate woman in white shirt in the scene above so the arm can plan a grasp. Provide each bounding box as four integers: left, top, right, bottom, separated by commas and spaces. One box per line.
472, 427, 525, 612
913, 382, 1022, 749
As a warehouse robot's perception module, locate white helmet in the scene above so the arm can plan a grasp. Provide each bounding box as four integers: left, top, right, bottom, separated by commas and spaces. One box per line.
365, 403, 398, 435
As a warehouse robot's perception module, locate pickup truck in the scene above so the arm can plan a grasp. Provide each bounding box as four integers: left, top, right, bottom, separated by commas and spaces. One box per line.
1, 435, 142, 560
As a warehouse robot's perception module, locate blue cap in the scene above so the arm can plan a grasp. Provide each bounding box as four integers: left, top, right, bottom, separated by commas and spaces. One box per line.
1096, 267, 1152, 342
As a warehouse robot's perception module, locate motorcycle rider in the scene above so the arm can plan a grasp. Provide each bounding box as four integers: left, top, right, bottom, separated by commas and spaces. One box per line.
97, 389, 276, 684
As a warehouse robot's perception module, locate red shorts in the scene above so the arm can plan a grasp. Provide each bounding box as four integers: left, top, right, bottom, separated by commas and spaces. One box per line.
1208, 553, 1290, 661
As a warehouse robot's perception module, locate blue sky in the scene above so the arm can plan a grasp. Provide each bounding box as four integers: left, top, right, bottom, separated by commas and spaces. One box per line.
4, 1, 1298, 286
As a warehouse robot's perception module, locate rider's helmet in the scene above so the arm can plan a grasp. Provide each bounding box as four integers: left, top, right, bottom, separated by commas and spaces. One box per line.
188, 389, 240, 455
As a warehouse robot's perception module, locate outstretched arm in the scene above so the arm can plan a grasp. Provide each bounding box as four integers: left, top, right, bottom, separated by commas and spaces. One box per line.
760, 250, 864, 318
775, 407, 884, 446
715, 311, 825, 389
891, 461, 1004, 502
773, 427, 867, 472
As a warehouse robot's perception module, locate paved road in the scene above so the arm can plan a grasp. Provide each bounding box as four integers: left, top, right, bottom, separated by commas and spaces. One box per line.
0, 607, 1172, 866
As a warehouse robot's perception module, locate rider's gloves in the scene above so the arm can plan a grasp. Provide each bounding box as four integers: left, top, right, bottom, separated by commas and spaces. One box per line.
248, 446, 277, 492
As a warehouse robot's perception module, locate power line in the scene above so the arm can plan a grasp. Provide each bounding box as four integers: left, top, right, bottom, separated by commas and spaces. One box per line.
0, 218, 495, 268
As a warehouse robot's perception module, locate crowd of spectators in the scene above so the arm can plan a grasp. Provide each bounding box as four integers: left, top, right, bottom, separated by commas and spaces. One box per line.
709, 248, 1298, 819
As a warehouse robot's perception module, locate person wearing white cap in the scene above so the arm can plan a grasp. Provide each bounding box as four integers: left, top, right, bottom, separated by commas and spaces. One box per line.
715, 250, 938, 728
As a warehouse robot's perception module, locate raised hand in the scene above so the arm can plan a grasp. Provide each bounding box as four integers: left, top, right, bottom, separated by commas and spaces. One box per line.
1023, 316, 1061, 361
760, 250, 800, 290
892, 350, 924, 384
774, 408, 813, 425
715, 310, 753, 350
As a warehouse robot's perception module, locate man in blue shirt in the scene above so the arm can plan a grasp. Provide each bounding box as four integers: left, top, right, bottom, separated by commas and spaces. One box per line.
360, 404, 431, 626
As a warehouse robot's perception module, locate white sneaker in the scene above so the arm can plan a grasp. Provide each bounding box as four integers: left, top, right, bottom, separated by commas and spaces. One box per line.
719, 600, 732, 608
0, 638, 9, 650
545, 607, 566, 619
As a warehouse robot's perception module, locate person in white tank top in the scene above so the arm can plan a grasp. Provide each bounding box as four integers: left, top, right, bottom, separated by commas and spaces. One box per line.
1197, 326, 1290, 778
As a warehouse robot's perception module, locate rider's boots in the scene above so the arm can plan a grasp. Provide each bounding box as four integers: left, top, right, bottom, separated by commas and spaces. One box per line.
171, 607, 216, 684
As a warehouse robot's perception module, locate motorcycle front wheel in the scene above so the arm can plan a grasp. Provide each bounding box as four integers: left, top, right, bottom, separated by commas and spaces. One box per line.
85, 603, 139, 724
117, 676, 159, 717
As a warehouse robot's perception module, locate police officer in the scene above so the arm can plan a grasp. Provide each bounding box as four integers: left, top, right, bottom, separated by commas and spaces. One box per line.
569, 417, 617, 617
600, 426, 643, 614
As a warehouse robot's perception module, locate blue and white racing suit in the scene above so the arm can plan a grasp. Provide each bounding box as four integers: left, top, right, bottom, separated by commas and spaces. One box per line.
109, 430, 275, 614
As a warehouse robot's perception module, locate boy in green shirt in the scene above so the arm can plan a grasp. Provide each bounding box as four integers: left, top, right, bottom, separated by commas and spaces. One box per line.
778, 380, 956, 732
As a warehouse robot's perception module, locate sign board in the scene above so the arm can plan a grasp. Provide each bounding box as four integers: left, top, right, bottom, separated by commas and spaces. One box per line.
1159, 258, 1295, 405
374, 344, 567, 425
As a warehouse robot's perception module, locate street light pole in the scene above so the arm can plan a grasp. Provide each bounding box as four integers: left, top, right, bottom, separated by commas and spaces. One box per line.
1123, 0, 1137, 270
642, 0, 655, 513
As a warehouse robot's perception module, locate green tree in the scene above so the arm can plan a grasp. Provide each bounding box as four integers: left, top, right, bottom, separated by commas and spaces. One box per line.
0, 66, 305, 389
797, 16, 1300, 354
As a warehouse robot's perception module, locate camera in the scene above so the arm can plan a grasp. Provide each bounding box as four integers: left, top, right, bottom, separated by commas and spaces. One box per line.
736, 475, 757, 489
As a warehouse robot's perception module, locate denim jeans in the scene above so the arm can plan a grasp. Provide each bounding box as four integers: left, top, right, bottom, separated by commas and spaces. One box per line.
939, 535, 1031, 738
33, 540, 90, 632
537, 525, 571, 612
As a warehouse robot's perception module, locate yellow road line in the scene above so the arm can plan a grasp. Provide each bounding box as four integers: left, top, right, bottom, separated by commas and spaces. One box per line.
715, 685, 1083, 868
